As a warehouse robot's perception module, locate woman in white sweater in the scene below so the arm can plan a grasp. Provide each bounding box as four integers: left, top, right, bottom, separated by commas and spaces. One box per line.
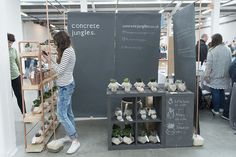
204, 33, 232, 115
51, 31, 80, 154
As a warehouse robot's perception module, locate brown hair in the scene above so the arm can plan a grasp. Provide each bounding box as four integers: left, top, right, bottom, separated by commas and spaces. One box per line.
53, 31, 71, 63
211, 33, 223, 48
7, 33, 15, 42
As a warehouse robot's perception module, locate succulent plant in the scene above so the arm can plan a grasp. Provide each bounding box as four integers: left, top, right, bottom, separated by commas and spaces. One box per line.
136, 78, 142, 83
150, 78, 156, 82
123, 78, 130, 83
110, 79, 117, 83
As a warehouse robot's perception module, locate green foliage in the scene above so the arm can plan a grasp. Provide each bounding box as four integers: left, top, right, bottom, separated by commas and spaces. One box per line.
136, 78, 142, 82
149, 78, 156, 82
123, 78, 129, 83
110, 79, 117, 83
33, 98, 41, 107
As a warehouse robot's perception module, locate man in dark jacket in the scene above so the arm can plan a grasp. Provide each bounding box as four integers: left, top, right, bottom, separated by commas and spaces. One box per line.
196, 34, 208, 65
221, 58, 236, 120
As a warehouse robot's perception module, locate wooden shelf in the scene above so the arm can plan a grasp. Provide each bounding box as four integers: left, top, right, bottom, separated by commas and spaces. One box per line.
24, 113, 42, 123
22, 74, 57, 90
22, 84, 40, 90
25, 123, 59, 153
20, 52, 41, 58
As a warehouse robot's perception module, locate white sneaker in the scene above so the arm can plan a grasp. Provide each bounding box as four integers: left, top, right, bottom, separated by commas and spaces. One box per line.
59, 136, 72, 144
67, 140, 80, 155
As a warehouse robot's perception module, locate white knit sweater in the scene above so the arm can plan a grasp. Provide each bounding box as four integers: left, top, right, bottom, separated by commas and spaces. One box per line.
52, 47, 76, 87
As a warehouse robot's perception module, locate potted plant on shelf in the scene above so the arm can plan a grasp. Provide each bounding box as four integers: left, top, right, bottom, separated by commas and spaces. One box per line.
122, 124, 134, 145
138, 129, 149, 144
112, 125, 123, 145
121, 78, 132, 92
31, 98, 42, 114
108, 79, 120, 93
134, 78, 145, 92
175, 80, 187, 92
148, 130, 160, 143
146, 107, 157, 120
115, 107, 124, 122
147, 78, 158, 92
32, 133, 44, 144
138, 100, 147, 120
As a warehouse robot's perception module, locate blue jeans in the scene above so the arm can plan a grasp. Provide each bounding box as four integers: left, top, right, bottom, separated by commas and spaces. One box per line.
57, 81, 78, 140
210, 88, 225, 112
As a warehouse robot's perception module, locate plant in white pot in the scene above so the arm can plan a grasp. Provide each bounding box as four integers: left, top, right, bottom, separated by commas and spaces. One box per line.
148, 131, 160, 143
115, 107, 124, 122
32, 133, 44, 144
134, 78, 145, 92
138, 100, 147, 120
123, 124, 134, 145
121, 78, 132, 92
122, 100, 133, 121
147, 78, 158, 92
31, 98, 42, 114
138, 130, 149, 144
112, 125, 123, 145
146, 107, 157, 120
108, 79, 120, 93
175, 80, 186, 92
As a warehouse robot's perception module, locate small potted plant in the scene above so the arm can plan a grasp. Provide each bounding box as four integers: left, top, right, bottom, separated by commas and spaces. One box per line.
32, 133, 44, 144
115, 107, 124, 122
147, 78, 158, 92
121, 78, 132, 92
112, 125, 123, 145
31, 98, 42, 114
148, 131, 160, 143
175, 80, 186, 92
138, 130, 149, 144
108, 79, 119, 93
146, 107, 157, 120
134, 78, 145, 92
122, 124, 134, 145
137, 100, 147, 120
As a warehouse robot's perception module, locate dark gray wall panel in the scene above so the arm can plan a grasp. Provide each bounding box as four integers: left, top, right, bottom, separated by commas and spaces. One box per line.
230, 83, 236, 130
173, 4, 196, 93
68, 12, 115, 117
115, 12, 161, 83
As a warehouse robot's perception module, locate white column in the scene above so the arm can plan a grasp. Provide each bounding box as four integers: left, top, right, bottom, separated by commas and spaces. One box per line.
81, 0, 88, 12
211, 0, 220, 35
0, 0, 22, 156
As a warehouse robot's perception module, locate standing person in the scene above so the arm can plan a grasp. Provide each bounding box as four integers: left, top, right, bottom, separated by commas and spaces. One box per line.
8, 33, 26, 114
47, 31, 80, 154
196, 33, 209, 65
204, 33, 232, 115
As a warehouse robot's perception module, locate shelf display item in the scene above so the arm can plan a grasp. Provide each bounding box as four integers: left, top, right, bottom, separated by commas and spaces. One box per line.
47, 140, 64, 153
165, 76, 177, 92
138, 100, 147, 120
122, 100, 133, 121
138, 130, 149, 144
32, 133, 44, 144
108, 79, 120, 93
147, 78, 158, 92
121, 78, 132, 92
115, 107, 124, 122
134, 78, 145, 92
146, 107, 157, 120
31, 98, 42, 114
175, 80, 187, 92
112, 125, 123, 145
122, 124, 134, 145
193, 134, 204, 146
148, 131, 160, 143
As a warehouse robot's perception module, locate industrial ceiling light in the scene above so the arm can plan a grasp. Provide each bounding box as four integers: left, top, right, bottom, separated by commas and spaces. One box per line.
202, 9, 212, 15
20, 12, 28, 17
159, 9, 165, 13
50, 24, 56, 28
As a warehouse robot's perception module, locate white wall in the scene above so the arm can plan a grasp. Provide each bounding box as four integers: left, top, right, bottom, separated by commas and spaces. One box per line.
196, 17, 236, 43
0, 0, 21, 156
22, 22, 49, 43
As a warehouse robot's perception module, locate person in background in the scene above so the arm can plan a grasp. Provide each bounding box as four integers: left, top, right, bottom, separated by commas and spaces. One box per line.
204, 33, 232, 115
8, 33, 26, 114
196, 34, 209, 65
44, 31, 80, 154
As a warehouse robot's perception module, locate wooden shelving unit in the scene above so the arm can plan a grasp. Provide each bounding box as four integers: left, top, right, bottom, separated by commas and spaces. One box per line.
19, 41, 58, 153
